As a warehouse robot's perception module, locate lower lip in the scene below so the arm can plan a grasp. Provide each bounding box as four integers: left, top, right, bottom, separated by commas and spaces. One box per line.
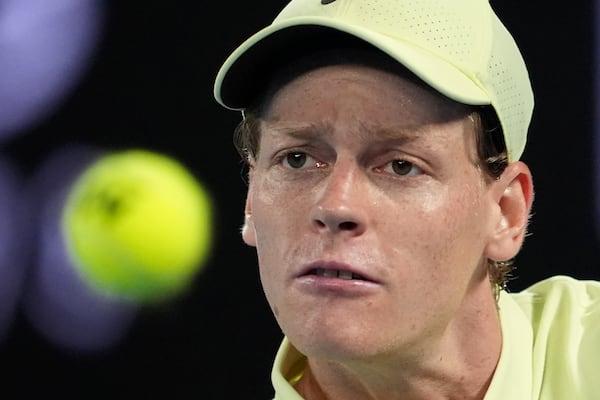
294, 275, 380, 296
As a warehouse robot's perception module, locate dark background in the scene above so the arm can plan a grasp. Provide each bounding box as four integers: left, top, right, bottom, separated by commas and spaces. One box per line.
0, 0, 598, 398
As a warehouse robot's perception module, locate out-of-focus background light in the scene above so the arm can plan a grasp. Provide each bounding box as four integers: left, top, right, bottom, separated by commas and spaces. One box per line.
0, 157, 28, 341
0, 0, 105, 141
23, 145, 139, 353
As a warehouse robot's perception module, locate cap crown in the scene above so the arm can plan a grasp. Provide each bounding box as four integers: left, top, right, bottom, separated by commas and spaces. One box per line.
215, 0, 534, 160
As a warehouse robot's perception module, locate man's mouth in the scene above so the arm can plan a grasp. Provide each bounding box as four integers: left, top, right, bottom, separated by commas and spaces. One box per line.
309, 268, 368, 281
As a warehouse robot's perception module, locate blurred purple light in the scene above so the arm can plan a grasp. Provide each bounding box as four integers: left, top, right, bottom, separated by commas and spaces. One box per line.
0, 158, 29, 341
0, 0, 105, 141
23, 145, 139, 353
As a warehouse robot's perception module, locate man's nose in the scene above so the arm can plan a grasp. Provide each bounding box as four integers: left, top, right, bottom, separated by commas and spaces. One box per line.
310, 164, 368, 235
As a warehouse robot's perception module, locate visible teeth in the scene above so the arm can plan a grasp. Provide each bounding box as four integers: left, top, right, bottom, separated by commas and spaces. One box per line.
313, 268, 364, 280
338, 270, 353, 280
323, 269, 338, 277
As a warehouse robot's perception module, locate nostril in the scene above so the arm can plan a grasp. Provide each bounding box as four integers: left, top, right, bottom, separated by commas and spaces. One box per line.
339, 221, 357, 230
312, 205, 364, 233
314, 219, 359, 231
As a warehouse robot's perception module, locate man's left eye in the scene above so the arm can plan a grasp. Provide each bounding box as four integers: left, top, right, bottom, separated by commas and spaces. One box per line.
387, 160, 422, 176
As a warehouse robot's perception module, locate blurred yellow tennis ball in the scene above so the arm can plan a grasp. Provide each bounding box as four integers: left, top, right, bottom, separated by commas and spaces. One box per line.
61, 149, 213, 304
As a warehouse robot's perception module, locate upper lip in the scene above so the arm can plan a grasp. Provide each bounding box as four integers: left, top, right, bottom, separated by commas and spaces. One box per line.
297, 260, 379, 283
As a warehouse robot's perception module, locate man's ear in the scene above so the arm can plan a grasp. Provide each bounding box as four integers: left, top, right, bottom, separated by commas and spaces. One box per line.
484, 161, 534, 261
241, 166, 257, 247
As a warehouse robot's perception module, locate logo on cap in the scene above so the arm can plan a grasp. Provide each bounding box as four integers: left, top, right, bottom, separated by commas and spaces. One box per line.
321, 0, 336, 4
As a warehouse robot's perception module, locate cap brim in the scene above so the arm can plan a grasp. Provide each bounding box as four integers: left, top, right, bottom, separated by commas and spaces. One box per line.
214, 16, 491, 111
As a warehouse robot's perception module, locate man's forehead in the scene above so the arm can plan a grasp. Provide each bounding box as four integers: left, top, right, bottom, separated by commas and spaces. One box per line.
265, 63, 470, 121
260, 117, 467, 145
255, 47, 425, 112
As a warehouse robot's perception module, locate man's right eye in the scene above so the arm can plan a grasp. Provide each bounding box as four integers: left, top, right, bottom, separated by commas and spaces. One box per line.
283, 152, 308, 169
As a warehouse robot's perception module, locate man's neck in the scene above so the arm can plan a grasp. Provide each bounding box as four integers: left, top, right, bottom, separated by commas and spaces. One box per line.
294, 287, 503, 400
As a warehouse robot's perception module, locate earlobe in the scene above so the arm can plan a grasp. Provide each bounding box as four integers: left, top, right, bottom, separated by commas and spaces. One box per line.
241, 211, 257, 246
241, 168, 257, 247
485, 161, 534, 261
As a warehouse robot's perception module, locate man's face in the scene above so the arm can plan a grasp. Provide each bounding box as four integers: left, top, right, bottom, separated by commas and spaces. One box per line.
243, 64, 504, 363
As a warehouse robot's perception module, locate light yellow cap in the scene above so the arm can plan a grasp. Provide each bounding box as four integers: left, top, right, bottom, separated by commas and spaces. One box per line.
214, 0, 534, 161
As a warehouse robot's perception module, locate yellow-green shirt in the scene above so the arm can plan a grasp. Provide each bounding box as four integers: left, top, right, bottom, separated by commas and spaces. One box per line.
271, 275, 600, 399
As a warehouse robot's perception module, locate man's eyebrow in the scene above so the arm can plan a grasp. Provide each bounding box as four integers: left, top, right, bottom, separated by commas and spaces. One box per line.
369, 126, 425, 142
265, 122, 332, 140
264, 121, 426, 143
355, 120, 428, 145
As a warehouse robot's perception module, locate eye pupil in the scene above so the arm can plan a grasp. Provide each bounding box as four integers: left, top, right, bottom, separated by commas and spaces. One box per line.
392, 160, 412, 175
286, 152, 307, 168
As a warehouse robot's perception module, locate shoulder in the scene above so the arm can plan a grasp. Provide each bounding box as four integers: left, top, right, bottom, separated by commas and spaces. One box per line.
509, 275, 600, 316
504, 275, 600, 398
507, 275, 600, 346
